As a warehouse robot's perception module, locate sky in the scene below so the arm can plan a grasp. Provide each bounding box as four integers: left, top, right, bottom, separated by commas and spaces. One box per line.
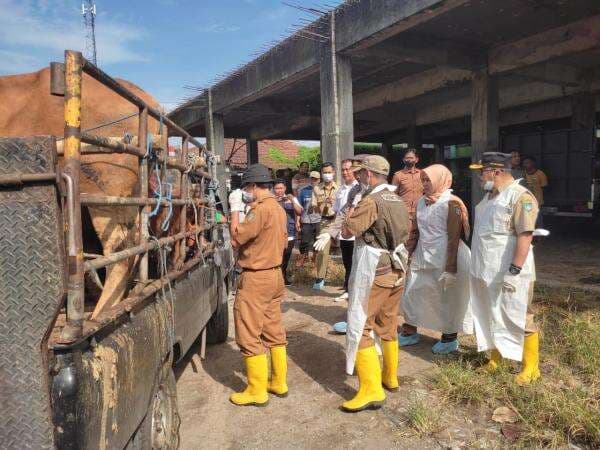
0, 0, 339, 112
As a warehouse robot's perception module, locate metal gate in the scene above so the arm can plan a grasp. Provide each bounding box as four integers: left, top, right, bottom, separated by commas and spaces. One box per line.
501, 127, 595, 216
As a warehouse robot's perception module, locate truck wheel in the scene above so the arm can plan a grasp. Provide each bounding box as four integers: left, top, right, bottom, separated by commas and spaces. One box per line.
206, 280, 229, 344
127, 368, 180, 450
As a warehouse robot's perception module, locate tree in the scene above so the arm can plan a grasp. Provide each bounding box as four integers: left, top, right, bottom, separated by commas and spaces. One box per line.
267, 145, 322, 170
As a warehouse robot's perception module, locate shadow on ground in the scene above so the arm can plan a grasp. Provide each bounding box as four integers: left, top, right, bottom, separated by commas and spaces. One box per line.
286, 329, 353, 399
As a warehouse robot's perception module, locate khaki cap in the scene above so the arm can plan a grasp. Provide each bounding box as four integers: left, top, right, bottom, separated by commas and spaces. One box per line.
309, 170, 321, 179
353, 154, 390, 176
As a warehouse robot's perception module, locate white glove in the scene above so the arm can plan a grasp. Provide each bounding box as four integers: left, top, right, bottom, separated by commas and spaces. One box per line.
313, 232, 331, 252
351, 193, 363, 207
229, 189, 244, 213
502, 273, 519, 294
438, 272, 457, 290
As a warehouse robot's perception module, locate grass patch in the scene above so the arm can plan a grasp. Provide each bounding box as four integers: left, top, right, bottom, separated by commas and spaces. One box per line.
404, 393, 441, 436
431, 288, 600, 447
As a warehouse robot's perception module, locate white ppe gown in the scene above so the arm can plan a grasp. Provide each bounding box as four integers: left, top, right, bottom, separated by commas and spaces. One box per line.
402, 191, 473, 335
470, 180, 535, 361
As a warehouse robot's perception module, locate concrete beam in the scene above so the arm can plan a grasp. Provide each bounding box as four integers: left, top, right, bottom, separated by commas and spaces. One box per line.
354, 67, 472, 113
513, 63, 583, 88
471, 71, 499, 206
362, 36, 481, 70
320, 14, 354, 179
489, 14, 600, 74
336, 0, 470, 53
249, 115, 321, 141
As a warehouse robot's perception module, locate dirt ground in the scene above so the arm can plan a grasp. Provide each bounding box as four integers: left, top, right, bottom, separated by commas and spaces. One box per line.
174, 237, 600, 449
175, 284, 500, 450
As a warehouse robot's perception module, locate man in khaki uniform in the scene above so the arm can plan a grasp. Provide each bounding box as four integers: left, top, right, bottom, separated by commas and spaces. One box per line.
311, 162, 338, 290
340, 155, 409, 412
469, 152, 541, 385
229, 164, 289, 406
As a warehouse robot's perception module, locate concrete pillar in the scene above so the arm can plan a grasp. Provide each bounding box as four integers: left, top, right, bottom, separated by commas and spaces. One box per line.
470, 70, 499, 208
205, 89, 228, 215
571, 92, 596, 130
320, 12, 354, 183
246, 139, 259, 165
406, 123, 421, 151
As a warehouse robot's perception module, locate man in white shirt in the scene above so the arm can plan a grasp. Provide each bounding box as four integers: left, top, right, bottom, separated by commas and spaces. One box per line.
332, 159, 359, 300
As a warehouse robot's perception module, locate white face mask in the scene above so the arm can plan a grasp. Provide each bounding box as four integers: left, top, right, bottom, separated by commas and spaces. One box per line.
483, 180, 494, 191
242, 190, 255, 203
322, 173, 334, 183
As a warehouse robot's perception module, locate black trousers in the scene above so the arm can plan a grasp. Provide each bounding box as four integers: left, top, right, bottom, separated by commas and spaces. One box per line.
339, 239, 354, 291
281, 239, 295, 279
299, 222, 318, 254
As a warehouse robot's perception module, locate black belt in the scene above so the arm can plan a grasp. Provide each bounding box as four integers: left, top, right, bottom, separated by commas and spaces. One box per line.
242, 266, 281, 272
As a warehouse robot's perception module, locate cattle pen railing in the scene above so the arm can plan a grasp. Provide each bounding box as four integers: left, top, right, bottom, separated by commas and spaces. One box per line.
44, 50, 220, 344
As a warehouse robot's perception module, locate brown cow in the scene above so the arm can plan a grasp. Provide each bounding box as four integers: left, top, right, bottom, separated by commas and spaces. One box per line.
0, 67, 162, 318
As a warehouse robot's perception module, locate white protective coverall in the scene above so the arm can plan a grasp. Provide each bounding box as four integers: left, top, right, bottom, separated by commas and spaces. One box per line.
345, 184, 407, 375
470, 180, 535, 361
402, 190, 473, 334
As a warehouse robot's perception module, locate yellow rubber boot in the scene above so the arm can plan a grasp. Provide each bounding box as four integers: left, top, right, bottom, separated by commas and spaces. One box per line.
480, 349, 502, 373
381, 340, 399, 392
342, 346, 386, 412
267, 345, 288, 397
515, 332, 540, 386
229, 354, 269, 407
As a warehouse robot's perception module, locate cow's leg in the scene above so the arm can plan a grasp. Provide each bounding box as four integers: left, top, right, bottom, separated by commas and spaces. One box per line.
89, 207, 136, 319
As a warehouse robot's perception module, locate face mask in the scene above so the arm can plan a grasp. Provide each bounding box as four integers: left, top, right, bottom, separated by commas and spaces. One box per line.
404, 160, 415, 168
483, 180, 494, 191
242, 190, 255, 203
322, 173, 334, 182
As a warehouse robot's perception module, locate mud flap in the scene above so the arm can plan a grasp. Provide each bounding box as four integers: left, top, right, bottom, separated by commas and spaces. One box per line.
0, 137, 65, 449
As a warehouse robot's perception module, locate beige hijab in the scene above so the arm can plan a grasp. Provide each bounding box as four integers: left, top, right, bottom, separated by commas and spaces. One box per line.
422, 164, 470, 238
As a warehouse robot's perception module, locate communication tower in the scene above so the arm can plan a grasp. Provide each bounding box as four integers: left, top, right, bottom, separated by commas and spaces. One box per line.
82, 1, 98, 65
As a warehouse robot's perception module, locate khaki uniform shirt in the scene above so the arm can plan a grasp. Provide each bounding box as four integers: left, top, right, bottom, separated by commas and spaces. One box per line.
311, 182, 339, 218
524, 170, 548, 206
234, 190, 288, 270
392, 168, 423, 215
345, 191, 408, 287
489, 183, 539, 235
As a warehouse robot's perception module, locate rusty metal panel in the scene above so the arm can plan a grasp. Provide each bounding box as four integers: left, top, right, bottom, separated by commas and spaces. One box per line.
0, 136, 65, 449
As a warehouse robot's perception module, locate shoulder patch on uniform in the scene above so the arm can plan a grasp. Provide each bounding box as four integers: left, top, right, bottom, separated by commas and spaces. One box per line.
454, 206, 462, 216
523, 201, 533, 212
380, 193, 400, 202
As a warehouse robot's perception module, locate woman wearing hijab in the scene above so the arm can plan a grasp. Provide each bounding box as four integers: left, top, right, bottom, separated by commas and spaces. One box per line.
399, 164, 473, 354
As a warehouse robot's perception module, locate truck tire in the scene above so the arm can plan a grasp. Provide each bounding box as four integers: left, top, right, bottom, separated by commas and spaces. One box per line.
206, 280, 229, 344
127, 367, 180, 450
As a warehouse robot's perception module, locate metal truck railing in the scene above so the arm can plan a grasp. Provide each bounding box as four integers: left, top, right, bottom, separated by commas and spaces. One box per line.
48, 50, 220, 344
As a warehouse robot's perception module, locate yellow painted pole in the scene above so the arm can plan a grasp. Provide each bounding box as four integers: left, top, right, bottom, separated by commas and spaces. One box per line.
60, 50, 84, 342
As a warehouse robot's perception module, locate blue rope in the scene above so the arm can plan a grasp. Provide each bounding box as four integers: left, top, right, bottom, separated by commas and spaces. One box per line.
149, 160, 163, 218
143, 132, 153, 158
160, 182, 174, 232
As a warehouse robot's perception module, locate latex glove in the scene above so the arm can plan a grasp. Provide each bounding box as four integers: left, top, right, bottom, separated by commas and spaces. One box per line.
502, 273, 519, 294
438, 272, 457, 290
313, 232, 331, 252
229, 189, 244, 213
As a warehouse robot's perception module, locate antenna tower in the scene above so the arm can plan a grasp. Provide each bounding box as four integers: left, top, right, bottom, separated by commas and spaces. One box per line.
82, 0, 97, 65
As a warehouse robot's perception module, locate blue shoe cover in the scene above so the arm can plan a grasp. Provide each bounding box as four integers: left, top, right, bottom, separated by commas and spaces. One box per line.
332, 321, 347, 334
431, 339, 459, 354
312, 279, 325, 290
398, 333, 420, 346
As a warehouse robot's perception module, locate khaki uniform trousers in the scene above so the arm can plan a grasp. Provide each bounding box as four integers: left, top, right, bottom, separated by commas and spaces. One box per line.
234, 268, 287, 356
316, 218, 334, 279
359, 270, 404, 349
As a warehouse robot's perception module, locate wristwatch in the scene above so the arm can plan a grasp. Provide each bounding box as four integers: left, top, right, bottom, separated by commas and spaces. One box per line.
509, 264, 522, 275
